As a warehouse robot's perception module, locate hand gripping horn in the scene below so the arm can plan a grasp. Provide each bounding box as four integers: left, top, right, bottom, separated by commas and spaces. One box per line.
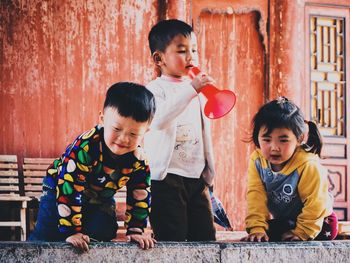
188, 67, 236, 119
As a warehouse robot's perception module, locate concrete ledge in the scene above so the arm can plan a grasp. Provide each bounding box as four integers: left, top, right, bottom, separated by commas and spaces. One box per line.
1, 241, 350, 263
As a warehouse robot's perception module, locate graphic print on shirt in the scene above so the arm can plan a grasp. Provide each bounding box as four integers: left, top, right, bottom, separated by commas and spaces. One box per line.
173, 124, 199, 163
271, 183, 297, 204
255, 159, 303, 219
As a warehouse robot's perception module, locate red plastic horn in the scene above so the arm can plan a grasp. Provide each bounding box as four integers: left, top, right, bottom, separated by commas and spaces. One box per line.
188, 67, 236, 119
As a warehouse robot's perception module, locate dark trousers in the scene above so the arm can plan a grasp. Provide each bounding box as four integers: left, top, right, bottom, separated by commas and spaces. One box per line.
267, 211, 338, 241
28, 189, 117, 242
150, 173, 216, 241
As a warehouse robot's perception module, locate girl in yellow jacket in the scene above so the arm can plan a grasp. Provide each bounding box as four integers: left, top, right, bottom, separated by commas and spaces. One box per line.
242, 97, 338, 242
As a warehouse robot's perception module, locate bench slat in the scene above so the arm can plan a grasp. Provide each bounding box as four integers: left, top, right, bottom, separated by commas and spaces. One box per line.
0, 222, 22, 227
23, 171, 47, 177
0, 155, 17, 162
0, 171, 19, 176
23, 158, 54, 164
25, 192, 42, 199
24, 178, 44, 184
24, 185, 42, 191
0, 185, 20, 191
0, 195, 31, 201
0, 178, 19, 184
0, 163, 18, 169
22, 164, 50, 170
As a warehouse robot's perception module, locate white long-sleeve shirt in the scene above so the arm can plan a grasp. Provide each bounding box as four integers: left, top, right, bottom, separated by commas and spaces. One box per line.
144, 75, 216, 185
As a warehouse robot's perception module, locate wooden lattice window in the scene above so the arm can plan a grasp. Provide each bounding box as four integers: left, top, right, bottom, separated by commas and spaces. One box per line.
310, 16, 346, 137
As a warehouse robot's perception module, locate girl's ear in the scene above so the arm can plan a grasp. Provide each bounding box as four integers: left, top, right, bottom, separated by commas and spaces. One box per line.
299, 123, 310, 145
298, 133, 306, 145
98, 110, 104, 125
152, 51, 163, 66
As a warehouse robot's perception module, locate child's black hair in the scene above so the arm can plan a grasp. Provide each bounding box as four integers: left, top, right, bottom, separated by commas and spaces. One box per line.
148, 19, 193, 54
103, 82, 156, 123
251, 97, 323, 155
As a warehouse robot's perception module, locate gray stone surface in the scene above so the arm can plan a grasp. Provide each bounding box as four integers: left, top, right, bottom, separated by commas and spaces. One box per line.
0, 242, 221, 263
220, 241, 350, 263
0, 241, 349, 263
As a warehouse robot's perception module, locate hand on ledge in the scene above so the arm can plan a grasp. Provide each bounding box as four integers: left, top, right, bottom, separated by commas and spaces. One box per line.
66, 233, 90, 252
240, 232, 269, 242
125, 233, 157, 250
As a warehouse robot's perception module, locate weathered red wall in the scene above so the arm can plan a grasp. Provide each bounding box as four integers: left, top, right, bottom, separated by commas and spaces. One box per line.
0, 0, 158, 158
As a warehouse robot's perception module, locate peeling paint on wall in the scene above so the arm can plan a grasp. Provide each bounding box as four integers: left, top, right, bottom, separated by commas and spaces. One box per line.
0, 0, 157, 159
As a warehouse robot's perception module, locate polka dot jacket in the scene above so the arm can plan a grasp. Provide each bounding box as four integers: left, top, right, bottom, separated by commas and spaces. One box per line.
43, 125, 151, 237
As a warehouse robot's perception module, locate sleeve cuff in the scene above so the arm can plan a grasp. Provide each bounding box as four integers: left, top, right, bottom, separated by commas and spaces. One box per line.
248, 226, 267, 234
126, 227, 144, 236
291, 228, 312, 241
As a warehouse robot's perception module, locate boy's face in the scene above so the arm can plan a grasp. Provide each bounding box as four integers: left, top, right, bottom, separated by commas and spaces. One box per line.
155, 32, 199, 78
100, 107, 150, 156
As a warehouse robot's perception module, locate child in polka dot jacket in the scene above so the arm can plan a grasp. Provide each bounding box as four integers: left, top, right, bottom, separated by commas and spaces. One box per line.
29, 82, 156, 250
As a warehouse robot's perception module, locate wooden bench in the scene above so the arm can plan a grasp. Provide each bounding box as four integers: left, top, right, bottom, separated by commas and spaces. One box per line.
23, 158, 55, 200
0, 155, 31, 241
22, 157, 55, 234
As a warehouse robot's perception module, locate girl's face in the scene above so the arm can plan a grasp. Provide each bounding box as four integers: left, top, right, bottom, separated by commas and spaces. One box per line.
157, 32, 199, 78
258, 126, 301, 172
100, 107, 150, 156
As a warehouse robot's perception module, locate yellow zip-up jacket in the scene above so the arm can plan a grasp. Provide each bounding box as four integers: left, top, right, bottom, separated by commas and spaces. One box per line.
245, 147, 333, 240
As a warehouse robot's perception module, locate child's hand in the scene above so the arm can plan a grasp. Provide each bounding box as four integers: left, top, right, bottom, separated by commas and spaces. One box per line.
281, 231, 301, 241
240, 232, 269, 242
66, 233, 90, 252
191, 72, 215, 93
127, 233, 157, 250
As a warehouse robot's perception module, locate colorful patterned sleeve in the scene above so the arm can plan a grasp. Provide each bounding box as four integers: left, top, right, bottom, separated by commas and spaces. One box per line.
124, 158, 151, 235
56, 128, 98, 238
